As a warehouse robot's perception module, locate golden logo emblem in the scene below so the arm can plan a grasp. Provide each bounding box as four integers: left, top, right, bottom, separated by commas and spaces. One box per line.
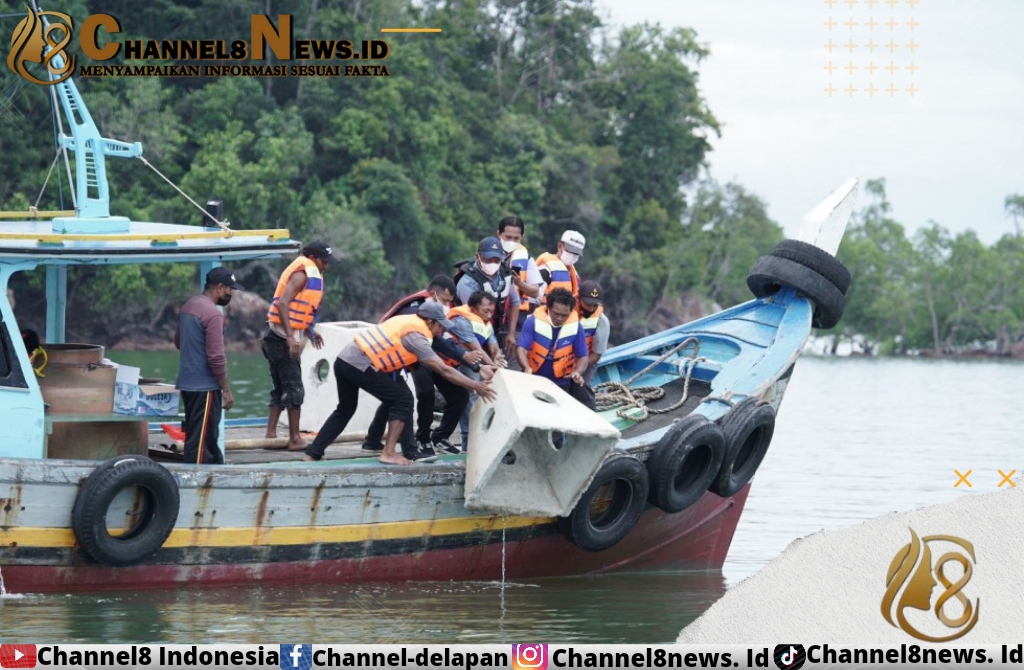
8, 6, 75, 85
881, 528, 979, 641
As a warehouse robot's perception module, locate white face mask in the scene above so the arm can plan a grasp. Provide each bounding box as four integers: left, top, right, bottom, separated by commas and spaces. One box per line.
500, 239, 518, 253
481, 261, 501, 276
560, 251, 580, 266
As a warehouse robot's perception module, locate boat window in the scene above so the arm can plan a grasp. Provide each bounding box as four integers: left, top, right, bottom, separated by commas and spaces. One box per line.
0, 320, 27, 389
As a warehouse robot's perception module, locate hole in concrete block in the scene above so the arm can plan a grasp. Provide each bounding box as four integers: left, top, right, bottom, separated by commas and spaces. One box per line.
532, 390, 557, 404
483, 408, 495, 430
315, 359, 330, 382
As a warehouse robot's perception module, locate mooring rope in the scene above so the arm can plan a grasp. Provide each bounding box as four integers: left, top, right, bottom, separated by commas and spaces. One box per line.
136, 155, 232, 231
594, 337, 704, 422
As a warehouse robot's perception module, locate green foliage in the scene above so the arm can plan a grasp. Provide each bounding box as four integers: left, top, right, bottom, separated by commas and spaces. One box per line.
837, 180, 1024, 355
11, 0, 1020, 354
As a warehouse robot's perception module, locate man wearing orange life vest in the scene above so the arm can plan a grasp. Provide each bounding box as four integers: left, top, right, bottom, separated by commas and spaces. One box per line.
516, 287, 595, 410
448, 291, 505, 452
535, 230, 585, 310
262, 240, 338, 451
496, 216, 543, 361
304, 302, 497, 465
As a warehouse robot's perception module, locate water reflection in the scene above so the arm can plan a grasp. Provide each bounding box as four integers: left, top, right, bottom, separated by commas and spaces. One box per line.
0, 573, 726, 644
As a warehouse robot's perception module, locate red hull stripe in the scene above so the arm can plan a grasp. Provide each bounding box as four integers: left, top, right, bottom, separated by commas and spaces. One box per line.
0, 488, 749, 593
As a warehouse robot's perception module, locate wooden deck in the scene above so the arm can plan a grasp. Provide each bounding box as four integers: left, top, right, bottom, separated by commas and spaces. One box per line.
148, 423, 380, 465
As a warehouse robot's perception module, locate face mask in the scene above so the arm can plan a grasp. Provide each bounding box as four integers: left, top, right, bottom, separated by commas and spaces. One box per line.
430, 293, 451, 310
501, 239, 518, 253
481, 261, 501, 276
560, 251, 580, 266
217, 293, 232, 306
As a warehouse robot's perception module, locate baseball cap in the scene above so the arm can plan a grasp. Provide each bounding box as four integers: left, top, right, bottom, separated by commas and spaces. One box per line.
416, 301, 454, 330
302, 240, 341, 265
579, 279, 603, 306
206, 267, 245, 290
477, 236, 504, 261
561, 230, 586, 254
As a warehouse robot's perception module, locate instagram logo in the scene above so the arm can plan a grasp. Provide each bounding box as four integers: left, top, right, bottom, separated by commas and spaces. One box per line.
512, 644, 548, 670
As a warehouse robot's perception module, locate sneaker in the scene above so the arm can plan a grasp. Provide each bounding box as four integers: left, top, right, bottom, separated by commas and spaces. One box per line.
431, 438, 460, 455
410, 443, 438, 463
361, 442, 384, 452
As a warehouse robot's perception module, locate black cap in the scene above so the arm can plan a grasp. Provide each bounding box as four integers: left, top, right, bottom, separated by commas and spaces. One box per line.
302, 240, 340, 265
206, 267, 245, 290
579, 279, 602, 305
477, 236, 503, 261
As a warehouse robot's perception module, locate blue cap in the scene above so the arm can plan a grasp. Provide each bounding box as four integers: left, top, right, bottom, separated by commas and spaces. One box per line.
478, 236, 503, 261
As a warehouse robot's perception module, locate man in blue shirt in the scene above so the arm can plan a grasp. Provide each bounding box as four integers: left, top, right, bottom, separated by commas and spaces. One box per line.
516, 288, 593, 410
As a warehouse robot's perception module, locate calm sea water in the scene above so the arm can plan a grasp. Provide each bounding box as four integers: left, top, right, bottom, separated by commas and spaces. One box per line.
1, 354, 1021, 643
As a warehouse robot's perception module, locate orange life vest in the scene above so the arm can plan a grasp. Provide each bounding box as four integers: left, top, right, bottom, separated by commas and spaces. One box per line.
527, 306, 580, 380
536, 252, 580, 307
355, 314, 434, 373
267, 256, 324, 331
438, 305, 494, 367
580, 305, 604, 351
508, 244, 534, 313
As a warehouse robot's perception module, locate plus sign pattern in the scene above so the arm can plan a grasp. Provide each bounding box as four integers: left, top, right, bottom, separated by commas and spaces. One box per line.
279, 645, 313, 670
822, 0, 921, 98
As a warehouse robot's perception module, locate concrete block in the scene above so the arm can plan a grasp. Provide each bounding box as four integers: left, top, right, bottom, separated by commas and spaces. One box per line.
297, 321, 412, 434
464, 369, 621, 517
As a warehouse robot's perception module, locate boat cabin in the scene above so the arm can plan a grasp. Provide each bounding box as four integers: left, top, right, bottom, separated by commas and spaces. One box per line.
0, 36, 298, 461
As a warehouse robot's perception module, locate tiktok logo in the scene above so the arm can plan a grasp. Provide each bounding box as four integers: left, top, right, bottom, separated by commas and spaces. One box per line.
773, 644, 806, 670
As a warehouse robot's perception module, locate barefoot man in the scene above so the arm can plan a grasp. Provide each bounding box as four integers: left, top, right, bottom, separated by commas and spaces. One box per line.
262, 240, 338, 451
304, 302, 497, 464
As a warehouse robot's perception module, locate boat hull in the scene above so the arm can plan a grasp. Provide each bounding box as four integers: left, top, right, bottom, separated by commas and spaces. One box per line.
0, 472, 747, 593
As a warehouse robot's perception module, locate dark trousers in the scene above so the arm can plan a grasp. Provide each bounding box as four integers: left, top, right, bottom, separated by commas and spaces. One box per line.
261, 329, 304, 408
569, 380, 597, 411
308, 359, 413, 460
365, 368, 425, 457
428, 372, 470, 442
366, 366, 469, 453
181, 390, 224, 465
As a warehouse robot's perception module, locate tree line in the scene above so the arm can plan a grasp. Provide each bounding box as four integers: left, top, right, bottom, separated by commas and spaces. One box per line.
0, 0, 1019, 355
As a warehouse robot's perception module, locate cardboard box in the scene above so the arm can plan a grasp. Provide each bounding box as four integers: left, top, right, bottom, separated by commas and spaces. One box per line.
113, 366, 181, 416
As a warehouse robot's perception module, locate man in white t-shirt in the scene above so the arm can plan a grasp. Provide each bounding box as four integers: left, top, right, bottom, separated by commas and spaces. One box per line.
496, 216, 543, 369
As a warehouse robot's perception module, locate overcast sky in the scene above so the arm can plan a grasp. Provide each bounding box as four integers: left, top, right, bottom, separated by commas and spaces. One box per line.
597, 0, 1024, 243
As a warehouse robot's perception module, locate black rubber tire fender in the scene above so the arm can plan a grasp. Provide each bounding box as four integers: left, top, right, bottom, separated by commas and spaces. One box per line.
646, 415, 726, 513
710, 398, 776, 498
558, 454, 649, 552
769, 239, 852, 295
747, 254, 846, 329
72, 456, 180, 567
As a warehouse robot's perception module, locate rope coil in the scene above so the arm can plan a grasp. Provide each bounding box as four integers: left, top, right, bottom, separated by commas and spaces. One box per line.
594, 337, 703, 422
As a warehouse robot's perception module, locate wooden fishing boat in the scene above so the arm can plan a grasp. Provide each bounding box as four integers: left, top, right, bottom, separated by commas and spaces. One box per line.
0, 26, 856, 593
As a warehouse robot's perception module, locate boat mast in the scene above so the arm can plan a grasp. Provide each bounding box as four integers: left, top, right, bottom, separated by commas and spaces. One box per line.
32, 1, 143, 342
33, 1, 143, 233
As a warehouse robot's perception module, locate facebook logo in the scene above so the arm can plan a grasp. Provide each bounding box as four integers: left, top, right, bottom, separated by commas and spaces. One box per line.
280, 645, 313, 670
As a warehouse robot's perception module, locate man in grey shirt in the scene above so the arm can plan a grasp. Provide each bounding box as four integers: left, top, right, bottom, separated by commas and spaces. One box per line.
579, 280, 610, 387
